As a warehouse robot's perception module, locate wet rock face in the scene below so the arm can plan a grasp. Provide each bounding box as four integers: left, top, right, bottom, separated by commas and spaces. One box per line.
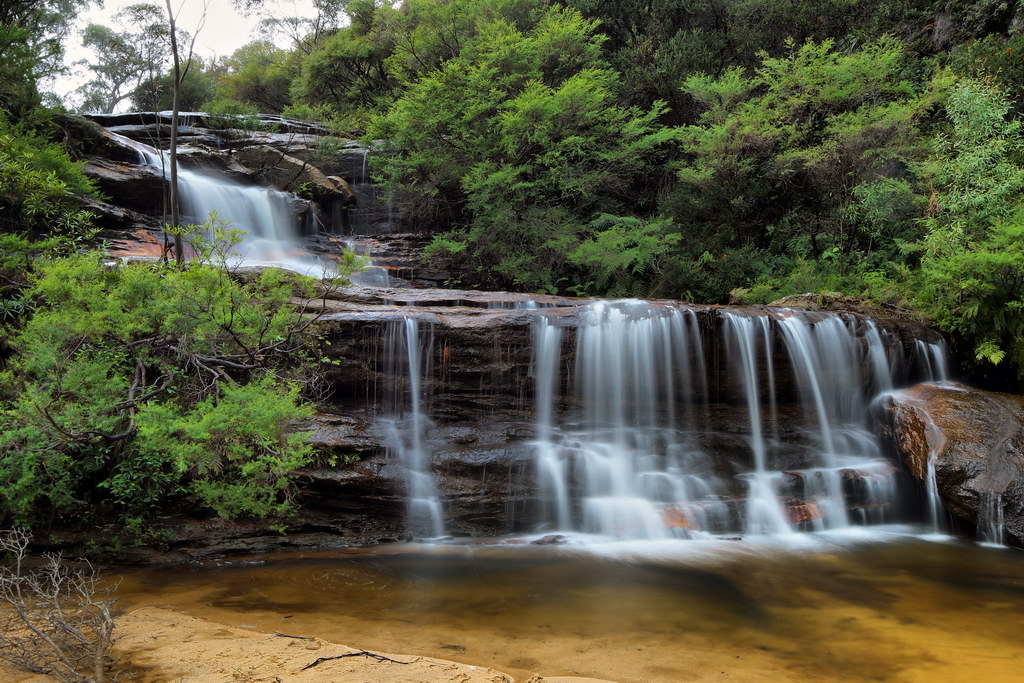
881, 383, 1024, 545
296, 413, 541, 537
289, 290, 948, 539
82, 157, 165, 214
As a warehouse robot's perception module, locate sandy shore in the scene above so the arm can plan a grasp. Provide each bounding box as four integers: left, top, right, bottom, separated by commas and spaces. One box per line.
2, 606, 614, 682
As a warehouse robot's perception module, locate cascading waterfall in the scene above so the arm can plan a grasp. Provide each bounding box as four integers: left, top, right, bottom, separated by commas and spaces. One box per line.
979, 491, 1006, 546
382, 317, 445, 538
530, 302, 947, 540
532, 302, 726, 539
109, 132, 332, 274
722, 312, 791, 535
916, 339, 950, 381
912, 342, 950, 536
533, 317, 572, 529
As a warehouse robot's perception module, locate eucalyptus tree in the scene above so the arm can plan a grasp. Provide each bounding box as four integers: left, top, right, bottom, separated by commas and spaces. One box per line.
0, 0, 91, 118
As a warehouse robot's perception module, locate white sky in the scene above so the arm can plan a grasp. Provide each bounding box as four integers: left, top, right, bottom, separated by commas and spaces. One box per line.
50, 0, 318, 105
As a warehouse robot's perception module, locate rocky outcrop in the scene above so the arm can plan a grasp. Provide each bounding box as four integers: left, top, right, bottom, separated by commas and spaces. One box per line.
309, 287, 943, 411
232, 144, 350, 201
881, 382, 1024, 545
82, 157, 165, 214
767, 292, 923, 320
78, 113, 400, 237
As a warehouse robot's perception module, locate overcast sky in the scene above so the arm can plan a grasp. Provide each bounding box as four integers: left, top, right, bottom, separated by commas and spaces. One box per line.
51, 0, 318, 105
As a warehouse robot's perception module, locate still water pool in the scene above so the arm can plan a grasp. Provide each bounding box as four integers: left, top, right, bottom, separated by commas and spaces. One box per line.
114, 528, 1024, 682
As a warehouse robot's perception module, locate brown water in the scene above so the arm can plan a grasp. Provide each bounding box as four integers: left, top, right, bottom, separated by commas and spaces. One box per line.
113, 532, 1024, 682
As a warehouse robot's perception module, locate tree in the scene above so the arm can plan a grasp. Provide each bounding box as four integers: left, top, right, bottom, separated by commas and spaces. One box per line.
372, 3, 676, 292
674, 38, 932, 269
913, 79, 1024, 372
0, 0, 90, 118
130, 61, 219, 111
0, 250, 339, 525
163, 0, 207, 265
257, 0, 353, 55
218, 41, 293, 113
294, 3, 399, 113
75, 4, 170, 113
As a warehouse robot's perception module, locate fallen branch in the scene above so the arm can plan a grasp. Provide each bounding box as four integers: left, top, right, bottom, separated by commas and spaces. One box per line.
301, 650, 416, 670
271, 632, 311, 640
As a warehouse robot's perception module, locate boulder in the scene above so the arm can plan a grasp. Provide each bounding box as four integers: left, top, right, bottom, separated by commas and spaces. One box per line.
767, 292, 924, 320
105, 123, 222, 148
880, 382, 1024, 545
232, 144, 347, 200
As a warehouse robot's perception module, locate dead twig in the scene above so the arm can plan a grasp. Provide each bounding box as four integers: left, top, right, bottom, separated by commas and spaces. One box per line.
301, 650, 416, 671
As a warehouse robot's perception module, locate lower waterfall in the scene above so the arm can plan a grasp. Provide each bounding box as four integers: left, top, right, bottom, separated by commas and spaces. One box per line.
524, 301, 946, 540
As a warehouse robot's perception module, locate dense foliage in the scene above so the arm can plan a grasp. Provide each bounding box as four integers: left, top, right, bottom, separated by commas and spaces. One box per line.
40, 0, 1024, 375
0, 253, 326, 527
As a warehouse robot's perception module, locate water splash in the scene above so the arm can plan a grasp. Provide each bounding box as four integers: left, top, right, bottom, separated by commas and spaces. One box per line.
723, 312, 792, 535
979, 491, 1005, 546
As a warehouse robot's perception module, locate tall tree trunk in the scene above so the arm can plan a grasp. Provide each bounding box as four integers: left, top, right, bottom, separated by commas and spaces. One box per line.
165, 0, 183, 265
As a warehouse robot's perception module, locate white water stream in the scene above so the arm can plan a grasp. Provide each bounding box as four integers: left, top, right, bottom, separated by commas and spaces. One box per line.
111, 132, 335, 274
382, 317, 445, 538
530, 302, 950, 540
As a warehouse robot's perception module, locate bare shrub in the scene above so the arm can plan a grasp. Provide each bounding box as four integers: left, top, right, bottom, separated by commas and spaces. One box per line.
0, 529, 117, 682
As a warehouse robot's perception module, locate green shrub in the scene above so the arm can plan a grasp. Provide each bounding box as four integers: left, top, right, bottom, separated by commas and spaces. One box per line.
0, 251, 326, 526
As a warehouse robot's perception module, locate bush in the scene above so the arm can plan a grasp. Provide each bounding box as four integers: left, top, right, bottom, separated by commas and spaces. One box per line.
0, 251, 329, 526
912, 79, 1024, 373
136, 375, 314, 518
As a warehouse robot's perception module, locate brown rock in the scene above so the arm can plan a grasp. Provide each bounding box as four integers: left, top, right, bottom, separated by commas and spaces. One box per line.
880, 382, 1024, 545
81, 157, 165, 214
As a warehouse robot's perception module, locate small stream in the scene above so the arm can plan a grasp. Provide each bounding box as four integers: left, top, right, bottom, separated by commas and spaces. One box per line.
113, 532, 1024, 681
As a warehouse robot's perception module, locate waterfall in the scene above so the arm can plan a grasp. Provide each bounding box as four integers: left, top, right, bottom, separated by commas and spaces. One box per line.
916, 339, 950, 381
722, 312, 792, 535
530, 302, 726, 539
108, 132, 332, 274
979, 491, 1006, 546
383, 317, 445, 538
528, 302, 946, 540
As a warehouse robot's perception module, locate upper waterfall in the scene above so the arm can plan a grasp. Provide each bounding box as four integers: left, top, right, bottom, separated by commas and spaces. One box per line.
108, 132, 334, 274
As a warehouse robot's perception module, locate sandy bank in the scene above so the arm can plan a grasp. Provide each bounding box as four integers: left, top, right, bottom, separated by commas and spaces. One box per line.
2, 606, 615, 682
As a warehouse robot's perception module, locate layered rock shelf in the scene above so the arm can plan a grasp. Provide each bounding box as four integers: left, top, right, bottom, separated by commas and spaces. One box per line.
290, 285, 949, 540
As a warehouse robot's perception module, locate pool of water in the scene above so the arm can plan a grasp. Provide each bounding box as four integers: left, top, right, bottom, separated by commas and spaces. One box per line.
113, 527, 1024, 682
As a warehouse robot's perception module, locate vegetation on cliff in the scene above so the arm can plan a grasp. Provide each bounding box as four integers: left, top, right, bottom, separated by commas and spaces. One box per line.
0, 246, 334, 529
6, 0, 1024, 532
